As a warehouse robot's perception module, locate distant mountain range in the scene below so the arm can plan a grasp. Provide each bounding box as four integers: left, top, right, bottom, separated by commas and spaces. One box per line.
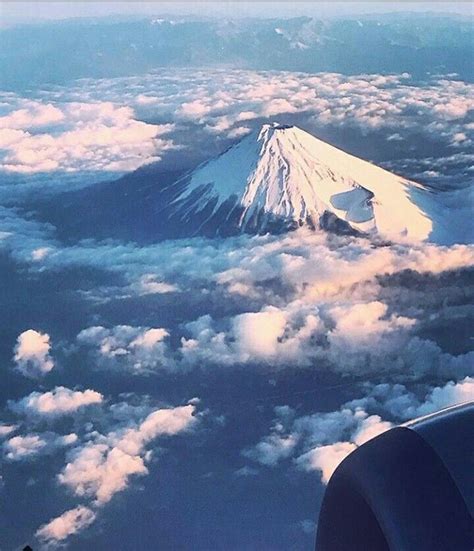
1, 14, 472, 89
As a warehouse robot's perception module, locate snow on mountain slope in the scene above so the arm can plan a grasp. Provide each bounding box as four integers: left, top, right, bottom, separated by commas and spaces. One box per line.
169, 123, 433, 241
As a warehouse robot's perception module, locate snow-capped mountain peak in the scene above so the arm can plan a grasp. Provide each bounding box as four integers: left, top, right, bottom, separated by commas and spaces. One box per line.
169, 123, 433, 241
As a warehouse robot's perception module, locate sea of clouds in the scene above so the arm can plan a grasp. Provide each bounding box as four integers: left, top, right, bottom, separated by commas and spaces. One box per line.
0, 69, 473, 185
0, 68, 472, 548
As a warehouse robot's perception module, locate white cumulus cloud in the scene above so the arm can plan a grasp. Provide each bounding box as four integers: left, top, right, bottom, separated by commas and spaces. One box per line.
246, 404, 393, 484
9, 386, 103, 418
13, 329, 54, 378
77, 325, 172, 374
58, 404, 197, 505
246, 376, 473, 485
0, 98, 175, 175
3, 432, 78, 461
36, 505, 96, 544
296, 442, 357, 484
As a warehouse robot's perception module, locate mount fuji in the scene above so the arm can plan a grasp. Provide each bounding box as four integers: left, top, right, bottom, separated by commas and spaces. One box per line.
166, 123, 433, 241
40, 122, 465, 245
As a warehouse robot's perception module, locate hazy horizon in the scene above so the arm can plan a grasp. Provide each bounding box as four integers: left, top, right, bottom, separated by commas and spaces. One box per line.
1, 1, 472, 23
